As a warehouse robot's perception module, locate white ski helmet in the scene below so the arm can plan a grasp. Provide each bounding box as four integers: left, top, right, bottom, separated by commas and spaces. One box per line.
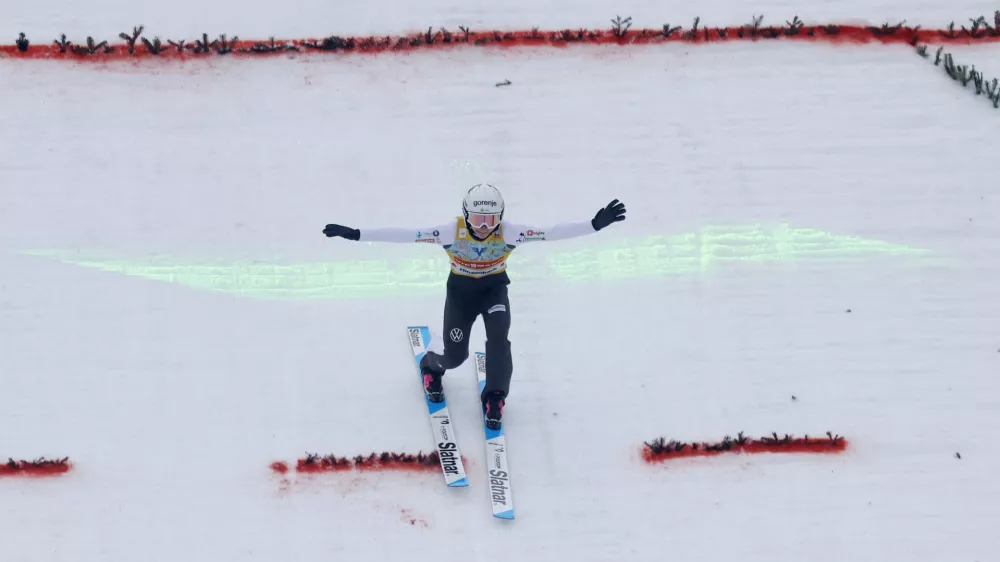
462, 183, 504, 230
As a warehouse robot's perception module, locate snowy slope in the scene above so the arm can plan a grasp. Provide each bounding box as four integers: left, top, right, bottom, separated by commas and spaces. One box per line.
2, 0, 999, 561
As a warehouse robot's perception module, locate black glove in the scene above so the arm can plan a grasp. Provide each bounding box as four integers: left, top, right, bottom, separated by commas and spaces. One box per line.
591, 199, 626, 231
323, 223, 360, 240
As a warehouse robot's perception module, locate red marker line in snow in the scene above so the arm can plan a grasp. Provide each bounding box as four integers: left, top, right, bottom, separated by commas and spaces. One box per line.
2, 16, 999, 62
271, 451, 467, 475
642, 432, 848, 463
0, 457, 72, 477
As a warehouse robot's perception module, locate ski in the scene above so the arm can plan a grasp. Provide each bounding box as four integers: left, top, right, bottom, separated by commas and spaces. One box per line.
473, 351, 515, 519
406, 326, 468, 488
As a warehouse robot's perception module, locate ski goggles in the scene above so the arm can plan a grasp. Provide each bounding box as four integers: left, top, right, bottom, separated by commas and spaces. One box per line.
466, 212, 500, 229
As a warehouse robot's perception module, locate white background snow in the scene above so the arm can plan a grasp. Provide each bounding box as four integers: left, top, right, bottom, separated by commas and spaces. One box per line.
1, 0, 998, 559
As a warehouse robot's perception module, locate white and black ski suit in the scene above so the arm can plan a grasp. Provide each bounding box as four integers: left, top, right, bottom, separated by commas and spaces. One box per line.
323, 200, 626, 403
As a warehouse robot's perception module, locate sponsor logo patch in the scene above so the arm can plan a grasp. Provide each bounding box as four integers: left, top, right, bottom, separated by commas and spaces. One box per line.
450, 328, 464, 343
437, 441, 459, 475
489, 469, 509, 506
408, 328, 422, 349
451, 255, 504, 269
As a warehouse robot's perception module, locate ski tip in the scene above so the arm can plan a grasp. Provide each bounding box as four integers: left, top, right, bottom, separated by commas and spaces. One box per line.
448, 477, 469, 488
494, 509, 515, 520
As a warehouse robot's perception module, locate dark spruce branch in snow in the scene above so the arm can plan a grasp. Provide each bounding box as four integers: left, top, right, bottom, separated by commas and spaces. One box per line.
683, 17, 700, 40
558, 29, 581, 41
119, 25, 143, 54
142, 37, 165, 55
921, 46, 1000, 109
940, 22, 960, 38
213, 34, 239, 54
71, 36, 111, 55
762, 25, 782, 39
302, 35, 355, 51
869, 20, 906, 35
191, 33, 219, 54
53, 34, 72, 53
963, 13, 1000, 37
302, 452, 352, 468
784, 16, 804, 35
986, 78, 1000, 107
16, 33, 29, 52
971, 70, 985, 95
611, 15, 632, 37
943, 53, 972, 85
738, 14, 765, 38
244, 37, 299, 53
366, 37, 395, 50
963, 16, 989, 38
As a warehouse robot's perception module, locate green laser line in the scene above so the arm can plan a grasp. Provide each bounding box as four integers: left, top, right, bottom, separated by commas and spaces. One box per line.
18, 224, 936, 301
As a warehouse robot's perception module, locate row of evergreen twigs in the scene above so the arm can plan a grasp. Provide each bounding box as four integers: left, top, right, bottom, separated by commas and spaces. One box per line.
5, 13, 1000, 57
643, 432, 847, 460
0, 457, 71, 475
916, 40, 1000, 109
295, 450, 444, 472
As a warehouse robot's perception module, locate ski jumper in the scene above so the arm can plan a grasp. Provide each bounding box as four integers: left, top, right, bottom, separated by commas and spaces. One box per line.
359, 217, 598, 400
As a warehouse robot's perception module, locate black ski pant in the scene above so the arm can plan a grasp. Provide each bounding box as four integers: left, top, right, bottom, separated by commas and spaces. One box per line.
420, 274, 512, 402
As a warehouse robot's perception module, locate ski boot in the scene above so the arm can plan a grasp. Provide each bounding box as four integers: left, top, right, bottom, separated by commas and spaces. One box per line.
483, 392, 505, 430
419, 354, 445, 403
